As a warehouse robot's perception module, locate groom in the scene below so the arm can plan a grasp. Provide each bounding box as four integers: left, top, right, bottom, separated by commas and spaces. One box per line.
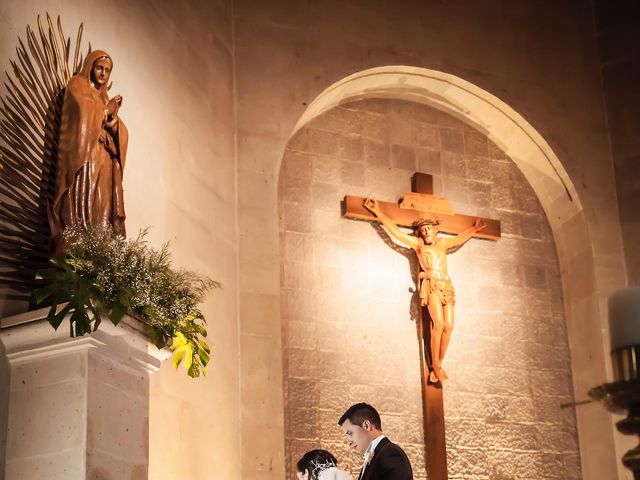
338, 403, 413, 479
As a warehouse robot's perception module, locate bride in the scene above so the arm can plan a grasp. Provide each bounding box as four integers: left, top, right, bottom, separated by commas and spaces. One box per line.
296, 449, 353, 480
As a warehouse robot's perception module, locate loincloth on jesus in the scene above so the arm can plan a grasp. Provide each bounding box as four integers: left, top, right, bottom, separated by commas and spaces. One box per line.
419, 272, 455, 306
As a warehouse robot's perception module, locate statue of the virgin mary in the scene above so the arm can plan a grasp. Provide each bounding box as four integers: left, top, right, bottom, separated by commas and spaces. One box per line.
49, 49, 128, 254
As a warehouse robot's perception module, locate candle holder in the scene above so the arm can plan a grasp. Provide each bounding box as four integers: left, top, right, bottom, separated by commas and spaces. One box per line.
588, 345, 640, 480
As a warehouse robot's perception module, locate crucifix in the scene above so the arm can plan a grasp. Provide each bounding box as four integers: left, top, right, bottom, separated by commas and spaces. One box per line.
342, 172, 500, 480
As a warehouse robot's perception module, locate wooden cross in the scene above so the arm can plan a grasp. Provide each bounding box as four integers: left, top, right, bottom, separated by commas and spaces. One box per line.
342, 172, 500, 480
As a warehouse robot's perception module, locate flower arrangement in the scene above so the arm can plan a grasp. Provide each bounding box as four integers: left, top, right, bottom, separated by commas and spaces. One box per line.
35, 226, 219, 377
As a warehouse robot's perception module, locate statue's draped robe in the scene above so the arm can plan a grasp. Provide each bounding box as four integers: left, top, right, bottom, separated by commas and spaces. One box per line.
49, 50, 128, 254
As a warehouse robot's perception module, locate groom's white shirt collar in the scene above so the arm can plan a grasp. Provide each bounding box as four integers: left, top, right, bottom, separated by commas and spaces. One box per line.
363, 434, 386, 462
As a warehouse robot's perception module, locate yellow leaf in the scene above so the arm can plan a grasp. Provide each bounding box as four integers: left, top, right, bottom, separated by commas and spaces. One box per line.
184, 343, 194, 371
199, 347, 210, 367
173, 346, 186, 369
171, 332, 187, 351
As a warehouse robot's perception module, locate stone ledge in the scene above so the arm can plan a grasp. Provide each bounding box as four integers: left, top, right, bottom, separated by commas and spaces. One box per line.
1, 307, 171, 373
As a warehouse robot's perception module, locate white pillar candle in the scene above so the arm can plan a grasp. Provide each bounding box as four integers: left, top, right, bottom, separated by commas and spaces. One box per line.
608, 286, 640, 350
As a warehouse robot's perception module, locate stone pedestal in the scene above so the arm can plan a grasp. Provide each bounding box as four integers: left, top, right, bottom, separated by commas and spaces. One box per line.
0, 309, 169, 480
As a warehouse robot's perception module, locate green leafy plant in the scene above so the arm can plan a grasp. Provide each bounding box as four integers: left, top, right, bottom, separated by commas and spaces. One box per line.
35, 226, 219, 377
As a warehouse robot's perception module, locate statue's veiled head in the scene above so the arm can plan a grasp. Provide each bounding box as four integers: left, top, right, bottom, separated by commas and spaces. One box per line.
79, 50, 113, 98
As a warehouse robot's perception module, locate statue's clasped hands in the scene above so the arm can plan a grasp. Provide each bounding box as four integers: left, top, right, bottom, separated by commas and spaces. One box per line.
106, 95, 123, 116
105, 95, 123, 129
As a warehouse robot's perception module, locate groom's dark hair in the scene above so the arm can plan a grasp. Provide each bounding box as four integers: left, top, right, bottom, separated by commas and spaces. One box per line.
338, 402, 382, 430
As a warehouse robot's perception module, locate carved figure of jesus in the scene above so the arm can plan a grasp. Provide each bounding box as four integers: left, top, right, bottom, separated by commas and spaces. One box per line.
364, 198, 486, 383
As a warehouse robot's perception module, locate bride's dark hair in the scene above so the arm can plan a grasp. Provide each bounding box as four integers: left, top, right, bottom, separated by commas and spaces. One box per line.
297, 449, 338, 479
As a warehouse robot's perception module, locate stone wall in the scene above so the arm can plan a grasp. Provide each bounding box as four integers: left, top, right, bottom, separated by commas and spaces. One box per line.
593, 0, 640, 285
235, 2, 627, 477
279, 99, 580, 479
0, 1, 633, 478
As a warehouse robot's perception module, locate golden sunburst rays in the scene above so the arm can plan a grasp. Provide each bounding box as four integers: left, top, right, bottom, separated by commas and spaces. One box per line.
0, 14, 88, 304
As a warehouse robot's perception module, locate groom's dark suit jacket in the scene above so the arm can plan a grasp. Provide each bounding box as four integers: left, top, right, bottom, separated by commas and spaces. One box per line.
360, 437, 413, 480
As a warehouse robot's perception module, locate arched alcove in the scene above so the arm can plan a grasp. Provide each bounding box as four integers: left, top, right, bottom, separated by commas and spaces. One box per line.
279, 66, 619, 479
289, 66, 580, 224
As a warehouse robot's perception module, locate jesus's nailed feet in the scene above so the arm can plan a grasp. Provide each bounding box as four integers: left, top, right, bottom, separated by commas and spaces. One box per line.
428, 369, 443, 388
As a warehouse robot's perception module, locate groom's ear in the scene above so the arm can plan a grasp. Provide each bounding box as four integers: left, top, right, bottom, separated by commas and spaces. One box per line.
362, 419, 372, 431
